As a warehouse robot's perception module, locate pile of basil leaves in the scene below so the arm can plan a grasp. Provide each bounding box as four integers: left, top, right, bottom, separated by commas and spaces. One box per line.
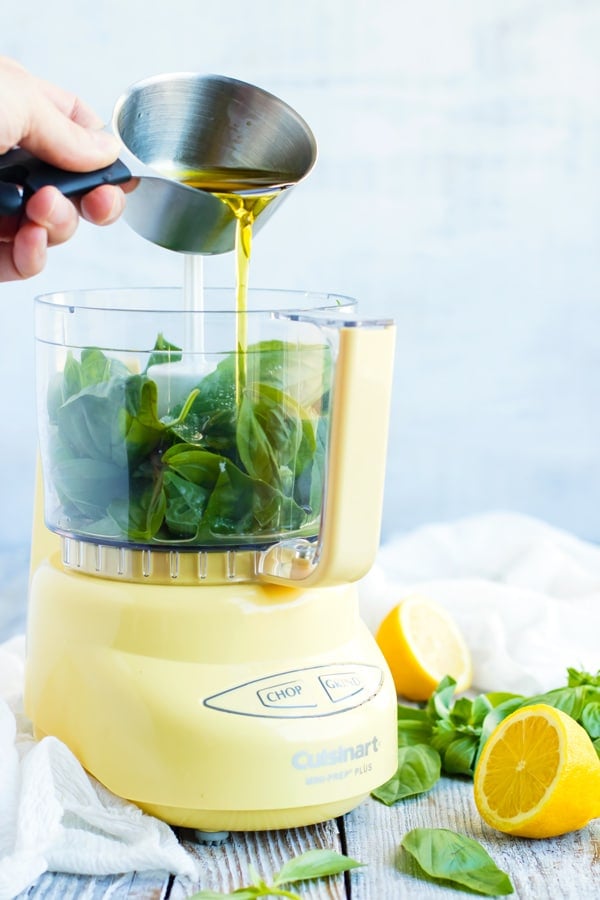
46, 335, 330, 546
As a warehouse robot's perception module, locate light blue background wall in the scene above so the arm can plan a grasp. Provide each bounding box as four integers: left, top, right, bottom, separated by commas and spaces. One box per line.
1, 0, 600, 550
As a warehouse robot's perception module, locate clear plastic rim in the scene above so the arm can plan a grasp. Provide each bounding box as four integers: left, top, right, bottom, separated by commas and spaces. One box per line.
34, 286, 357, 315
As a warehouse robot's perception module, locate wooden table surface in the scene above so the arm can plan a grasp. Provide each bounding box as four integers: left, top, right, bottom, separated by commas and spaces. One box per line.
14, 775, 599, 899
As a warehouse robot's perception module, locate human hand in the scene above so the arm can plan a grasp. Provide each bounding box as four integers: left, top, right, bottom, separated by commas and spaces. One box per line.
0, 56, 127, 281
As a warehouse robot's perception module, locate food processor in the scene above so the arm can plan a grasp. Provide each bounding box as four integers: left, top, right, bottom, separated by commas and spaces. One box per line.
21, 73, 398, 833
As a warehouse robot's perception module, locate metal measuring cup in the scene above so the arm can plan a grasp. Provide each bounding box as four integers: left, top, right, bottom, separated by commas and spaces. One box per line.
0, 73, 317, 254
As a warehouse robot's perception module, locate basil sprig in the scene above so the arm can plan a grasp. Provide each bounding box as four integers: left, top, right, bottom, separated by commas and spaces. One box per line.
373, 666, 600, 806
188, 849, 364, 899
401, 828, 514, 895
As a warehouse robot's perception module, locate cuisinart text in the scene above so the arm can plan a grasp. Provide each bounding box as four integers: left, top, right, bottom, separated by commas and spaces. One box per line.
291, 735, 380, 770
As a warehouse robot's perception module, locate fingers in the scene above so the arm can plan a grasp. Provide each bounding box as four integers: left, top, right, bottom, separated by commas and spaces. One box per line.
0, 57, 127, 281
25, 186, 79, 245
0, 184, 128, 282
38, 78, 105, 130
0, 222, 47, 281
26, 184, 126, 241
0, 56, 120, 170
80, 184, 126, 226
22, 106, 120, 172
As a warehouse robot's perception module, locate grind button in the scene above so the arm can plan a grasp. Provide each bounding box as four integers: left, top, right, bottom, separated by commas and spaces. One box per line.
319, 670, 366, 704
257, 678, 316, 710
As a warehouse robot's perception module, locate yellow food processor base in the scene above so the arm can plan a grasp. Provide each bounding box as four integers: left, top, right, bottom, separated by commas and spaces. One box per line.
25, 539, 397, 832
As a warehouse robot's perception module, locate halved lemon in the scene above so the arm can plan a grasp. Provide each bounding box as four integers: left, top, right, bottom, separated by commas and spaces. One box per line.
374, 594, 472, 701
474, 703, 600, 838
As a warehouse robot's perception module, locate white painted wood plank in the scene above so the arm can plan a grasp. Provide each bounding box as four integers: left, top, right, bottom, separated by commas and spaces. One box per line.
15, 870, 171, 899
343, 779, 600, 899
170, 820, 346, 898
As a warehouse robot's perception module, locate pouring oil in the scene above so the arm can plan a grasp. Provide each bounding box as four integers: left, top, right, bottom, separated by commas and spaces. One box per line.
176, 167, 293, 400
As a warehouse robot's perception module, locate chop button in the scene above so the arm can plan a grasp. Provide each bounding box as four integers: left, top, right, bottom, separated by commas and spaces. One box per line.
257, 679, 316, 710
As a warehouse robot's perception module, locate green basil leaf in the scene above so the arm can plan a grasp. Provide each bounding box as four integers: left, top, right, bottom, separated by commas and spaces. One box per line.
442, 734, 479, 776
397, 705, 430, 722
593, 737, 600, 758
237, 382, 307, 487
163, 470, 211, 537
372, 744, 441, 805
172, 350, 237, 451
401, 828, 514, 895
80, 347, 129, 385
63, 351, 83, 397
145, 333, 182, 371
430, 718, 461, 754
121, 375, 167, 462
108, 488, 165, 542
198, 459, 309, 540
52, 457, 127, 518
521, 687, 586, 722
479, 697, 525, 752
449, 697, 473, 725
245, 340, 332, 409
427, 676, 457, 721
396, 706, 434, 747
162, 444, 224, 488
274, 849, 363, 885
56, 378, 128, 465
567, 667, 600, 688
581, 702, 600, 740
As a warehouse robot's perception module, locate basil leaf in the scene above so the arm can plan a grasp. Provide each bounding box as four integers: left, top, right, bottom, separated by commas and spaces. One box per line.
525, 687, 588, 720
173, 355, 237, 452
442, 734, 479, 776
372, 744, 441, 805
582, 702, 600, 740
401, 828, 514, 895
237, 382, 311, 488
52, 457, 127, 518
479, 697, 525, 752
162, 470, 211, 537
593, 737, 600, 758
109, 481, 166, 541
162, 444, 224, 488
427, 676, 457, 721
397, 705, 434, 747
567, 667, 600, 688
274, 849, 363, 885
145, 333, 182, 371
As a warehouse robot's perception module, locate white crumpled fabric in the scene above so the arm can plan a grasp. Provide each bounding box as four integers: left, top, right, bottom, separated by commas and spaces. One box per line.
1, 511, 599, 897
0, 636, 200, 900
359, 511, 600, 694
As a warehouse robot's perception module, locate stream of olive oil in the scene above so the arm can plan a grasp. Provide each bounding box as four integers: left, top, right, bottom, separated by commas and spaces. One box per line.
177, 167, 293, 401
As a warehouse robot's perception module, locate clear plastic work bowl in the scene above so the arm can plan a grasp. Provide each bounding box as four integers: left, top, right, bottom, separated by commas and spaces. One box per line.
35, 287, 355, 552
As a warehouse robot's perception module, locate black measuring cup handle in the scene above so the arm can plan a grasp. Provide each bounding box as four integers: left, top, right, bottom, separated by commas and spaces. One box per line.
0, 148, 133, 215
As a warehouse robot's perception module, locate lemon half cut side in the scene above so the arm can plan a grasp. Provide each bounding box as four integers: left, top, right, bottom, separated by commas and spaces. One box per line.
474, 703, 600, 838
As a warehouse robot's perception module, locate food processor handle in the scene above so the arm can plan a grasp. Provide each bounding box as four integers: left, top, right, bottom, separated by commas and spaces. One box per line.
0, 147, 132, 214
258, 321, 396, 588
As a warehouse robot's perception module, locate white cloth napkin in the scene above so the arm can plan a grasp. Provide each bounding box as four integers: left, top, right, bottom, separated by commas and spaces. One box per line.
0, 636, 200, 900
359, 511, 600, 695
